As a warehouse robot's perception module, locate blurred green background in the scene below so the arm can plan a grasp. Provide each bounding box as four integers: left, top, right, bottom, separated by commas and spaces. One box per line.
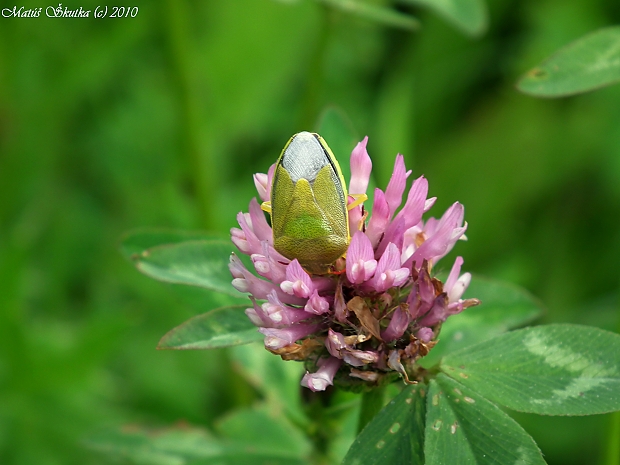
1, 0, 619, 464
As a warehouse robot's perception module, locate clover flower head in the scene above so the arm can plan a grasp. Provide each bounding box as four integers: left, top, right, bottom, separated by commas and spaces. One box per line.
230, 135, 479, 391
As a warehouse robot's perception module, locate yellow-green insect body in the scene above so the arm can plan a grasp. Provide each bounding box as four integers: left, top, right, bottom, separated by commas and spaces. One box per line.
263, 132, 350, 273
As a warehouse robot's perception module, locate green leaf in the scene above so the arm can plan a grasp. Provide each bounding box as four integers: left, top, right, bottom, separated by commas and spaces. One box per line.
420, 276, 543, 367
87, 424, 307, 465
441, 324, 620, 415
403, 0, 487, 36
131, 240, 239, 297
166, 283, 248, 315
158, 306, 262, 350
425, 374, 546, 465
518, 27, 620, 97
121, 230, 250, 308
342, 383, 426, 465
120, 228, 224, 261
317, 0, 420, 31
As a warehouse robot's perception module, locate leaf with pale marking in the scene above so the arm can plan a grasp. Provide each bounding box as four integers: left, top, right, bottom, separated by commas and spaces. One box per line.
518, 27, 620, 97
425, 374, 546, 465
342, 383, 426, 465
158, 306, 262, 350
420, 276, 543, 367
441, 324, 620, 415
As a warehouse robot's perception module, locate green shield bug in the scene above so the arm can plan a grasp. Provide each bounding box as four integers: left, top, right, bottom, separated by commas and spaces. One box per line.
262, 132, 365, 274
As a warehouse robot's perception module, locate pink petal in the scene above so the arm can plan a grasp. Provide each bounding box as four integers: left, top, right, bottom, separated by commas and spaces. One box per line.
259, 323, 321, 350
280, 259, 315, 298
391, 268, 411, 287
349, 136, 372, 195
253, 172, 269, 202
325, 329, 379, 367
408, 265, 435, 319
416, 327, 434, 342
348, 196, 364, 235
400, 225, 423, 265
325, 328, 347, 359
444, 256, 463, 293
263, 291, 313, 326
366, 189, 390, 248
393, 176, 428, 230
422, 217, 440, 236
424, 197, 437, 212
229, 254, 305, 306
379, 268, 409, 292
301, 357, 342, 392
346, 231, 377, 284
407, 202, 465, 268
251, 253, 271, 278
249, 198, 272, 243
418, 295, 448, 327
369, 243, 410, 293
360, 260, 379, 283
375, 216, 405, 259
384, 155, 411, 216
343, 349, 379, 367
253, 242, 288, 284
229, 254, 248, 280
236, 212, 262, 255
438, 201, 465, 231
446, 297, 480, 315
449, 272, 471, 303
377, 242, 401, 274
246, 297, 272, 327
381, 306, 410, 342
304, 289, 330, 315
230, 227, 250, 254
245, 307, 265, 327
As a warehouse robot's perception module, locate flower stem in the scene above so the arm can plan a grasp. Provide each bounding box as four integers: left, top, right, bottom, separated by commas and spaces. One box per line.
357, 386, 386, 434
304, 389, 336, 465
